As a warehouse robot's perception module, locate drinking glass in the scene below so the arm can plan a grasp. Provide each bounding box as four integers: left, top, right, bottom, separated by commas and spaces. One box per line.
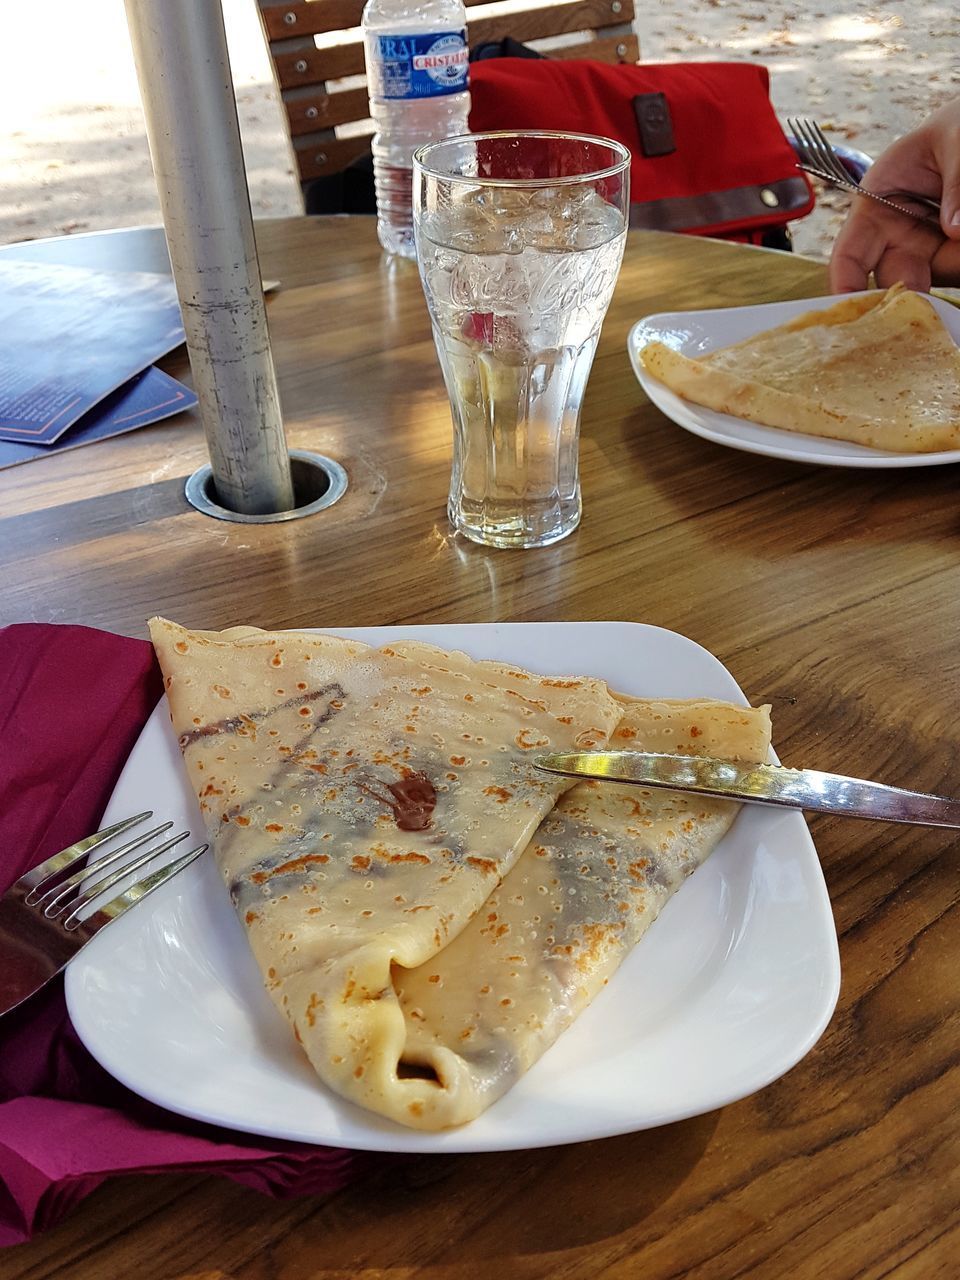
413, 131, 630, 549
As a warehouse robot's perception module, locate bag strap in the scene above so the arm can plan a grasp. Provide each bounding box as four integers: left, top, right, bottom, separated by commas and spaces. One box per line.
630, 175, 811, 235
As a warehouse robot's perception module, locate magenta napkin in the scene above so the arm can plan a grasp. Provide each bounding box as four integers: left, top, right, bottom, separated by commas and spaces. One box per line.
0, 623, 367, 1246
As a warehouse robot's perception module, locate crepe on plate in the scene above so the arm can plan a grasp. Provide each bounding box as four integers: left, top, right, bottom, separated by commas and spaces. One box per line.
150, 618, 771, 1130
640, 283, 960, 452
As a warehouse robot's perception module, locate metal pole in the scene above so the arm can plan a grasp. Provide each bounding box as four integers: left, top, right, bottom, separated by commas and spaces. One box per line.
124, 0, 295, 515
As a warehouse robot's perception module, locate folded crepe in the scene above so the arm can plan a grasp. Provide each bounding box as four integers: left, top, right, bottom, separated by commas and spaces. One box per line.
149, 618, 771, 1130
640, 284, 960, 452
149, 619, 620, 1122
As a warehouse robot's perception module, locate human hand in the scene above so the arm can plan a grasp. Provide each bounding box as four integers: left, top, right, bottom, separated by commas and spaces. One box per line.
930, 237, 960, 287
829, 99, 960, 293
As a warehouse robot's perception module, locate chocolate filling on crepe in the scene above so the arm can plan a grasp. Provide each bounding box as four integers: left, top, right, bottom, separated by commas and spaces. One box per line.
149, 618, 622, 1128
640, 284, 960, 453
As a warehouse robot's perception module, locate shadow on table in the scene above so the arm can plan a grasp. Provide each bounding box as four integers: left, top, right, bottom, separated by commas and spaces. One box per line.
617, 394, 960, 556
359, 1110, 719, 1261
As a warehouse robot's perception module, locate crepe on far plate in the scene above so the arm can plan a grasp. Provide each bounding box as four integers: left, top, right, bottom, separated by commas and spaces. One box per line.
639, 284, 960, 453
150, 618, 771, 1131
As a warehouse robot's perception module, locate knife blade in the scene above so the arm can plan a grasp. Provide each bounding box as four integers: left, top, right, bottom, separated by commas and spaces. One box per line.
533, 751, 960, 828
0, 894, 83, 1016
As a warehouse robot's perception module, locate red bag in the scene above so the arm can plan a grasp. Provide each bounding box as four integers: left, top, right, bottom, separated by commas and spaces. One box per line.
468, 59, 814, 246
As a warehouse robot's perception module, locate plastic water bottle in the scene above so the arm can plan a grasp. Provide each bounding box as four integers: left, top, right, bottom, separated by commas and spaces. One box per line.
361, 0, 471, 258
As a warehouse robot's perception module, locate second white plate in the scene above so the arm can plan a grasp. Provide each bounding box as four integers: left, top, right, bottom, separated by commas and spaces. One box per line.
628, 291, 960, 469
65, 622, 840, 1154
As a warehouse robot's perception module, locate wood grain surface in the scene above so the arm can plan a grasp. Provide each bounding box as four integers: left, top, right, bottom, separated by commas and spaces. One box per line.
1, 219, 957, 1280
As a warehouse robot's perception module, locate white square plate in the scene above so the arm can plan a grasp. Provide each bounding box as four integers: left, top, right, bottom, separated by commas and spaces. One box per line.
65, 622, 840, 1153
628, 291, 960, 469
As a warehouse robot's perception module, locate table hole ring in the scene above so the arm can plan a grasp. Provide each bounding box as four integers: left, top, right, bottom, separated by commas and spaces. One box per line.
184, 450, 348, 523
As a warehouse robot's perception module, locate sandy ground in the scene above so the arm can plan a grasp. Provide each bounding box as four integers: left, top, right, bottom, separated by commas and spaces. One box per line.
1, 0, 958, 260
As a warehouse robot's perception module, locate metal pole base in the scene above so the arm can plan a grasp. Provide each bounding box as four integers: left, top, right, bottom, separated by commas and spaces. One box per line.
184, 450, 347, 523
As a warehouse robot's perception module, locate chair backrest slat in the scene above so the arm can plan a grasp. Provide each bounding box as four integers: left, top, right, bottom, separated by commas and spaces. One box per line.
261, 0, 495, 41
257, 0, 639, 187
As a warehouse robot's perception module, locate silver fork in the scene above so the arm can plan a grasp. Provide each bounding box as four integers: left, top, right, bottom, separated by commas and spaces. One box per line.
0, 812, 207, 1017
788, 116, 942, 225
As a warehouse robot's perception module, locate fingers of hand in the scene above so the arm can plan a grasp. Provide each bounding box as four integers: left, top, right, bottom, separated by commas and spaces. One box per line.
860, 126, 940, 200
931, 238, 960, 287
873, 247, 934, 292
829, 205, 895, 292
830, 202, 942, 293
934, 141, 960, 237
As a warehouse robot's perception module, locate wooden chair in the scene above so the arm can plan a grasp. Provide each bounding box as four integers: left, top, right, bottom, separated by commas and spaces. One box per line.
256, 0, 639, 203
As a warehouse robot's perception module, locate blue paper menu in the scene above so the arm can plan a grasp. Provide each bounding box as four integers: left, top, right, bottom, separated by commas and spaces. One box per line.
0, 365, 198, 469
0, 258, 191, 455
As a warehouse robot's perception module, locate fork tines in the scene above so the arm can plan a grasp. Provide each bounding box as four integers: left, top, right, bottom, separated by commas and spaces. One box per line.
788, 117, 854, 185
16, 812, 206, 930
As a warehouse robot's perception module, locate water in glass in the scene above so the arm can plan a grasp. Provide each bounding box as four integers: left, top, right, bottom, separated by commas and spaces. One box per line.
415, 135, 628, 549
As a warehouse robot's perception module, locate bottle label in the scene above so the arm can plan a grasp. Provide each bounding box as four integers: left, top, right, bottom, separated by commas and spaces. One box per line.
370, 31, 469, 100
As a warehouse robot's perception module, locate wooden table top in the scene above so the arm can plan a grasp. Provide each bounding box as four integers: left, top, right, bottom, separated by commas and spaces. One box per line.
1, 218, 958, 1280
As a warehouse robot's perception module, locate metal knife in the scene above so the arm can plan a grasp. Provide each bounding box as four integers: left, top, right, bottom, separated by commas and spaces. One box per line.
534, 751, 960, 828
